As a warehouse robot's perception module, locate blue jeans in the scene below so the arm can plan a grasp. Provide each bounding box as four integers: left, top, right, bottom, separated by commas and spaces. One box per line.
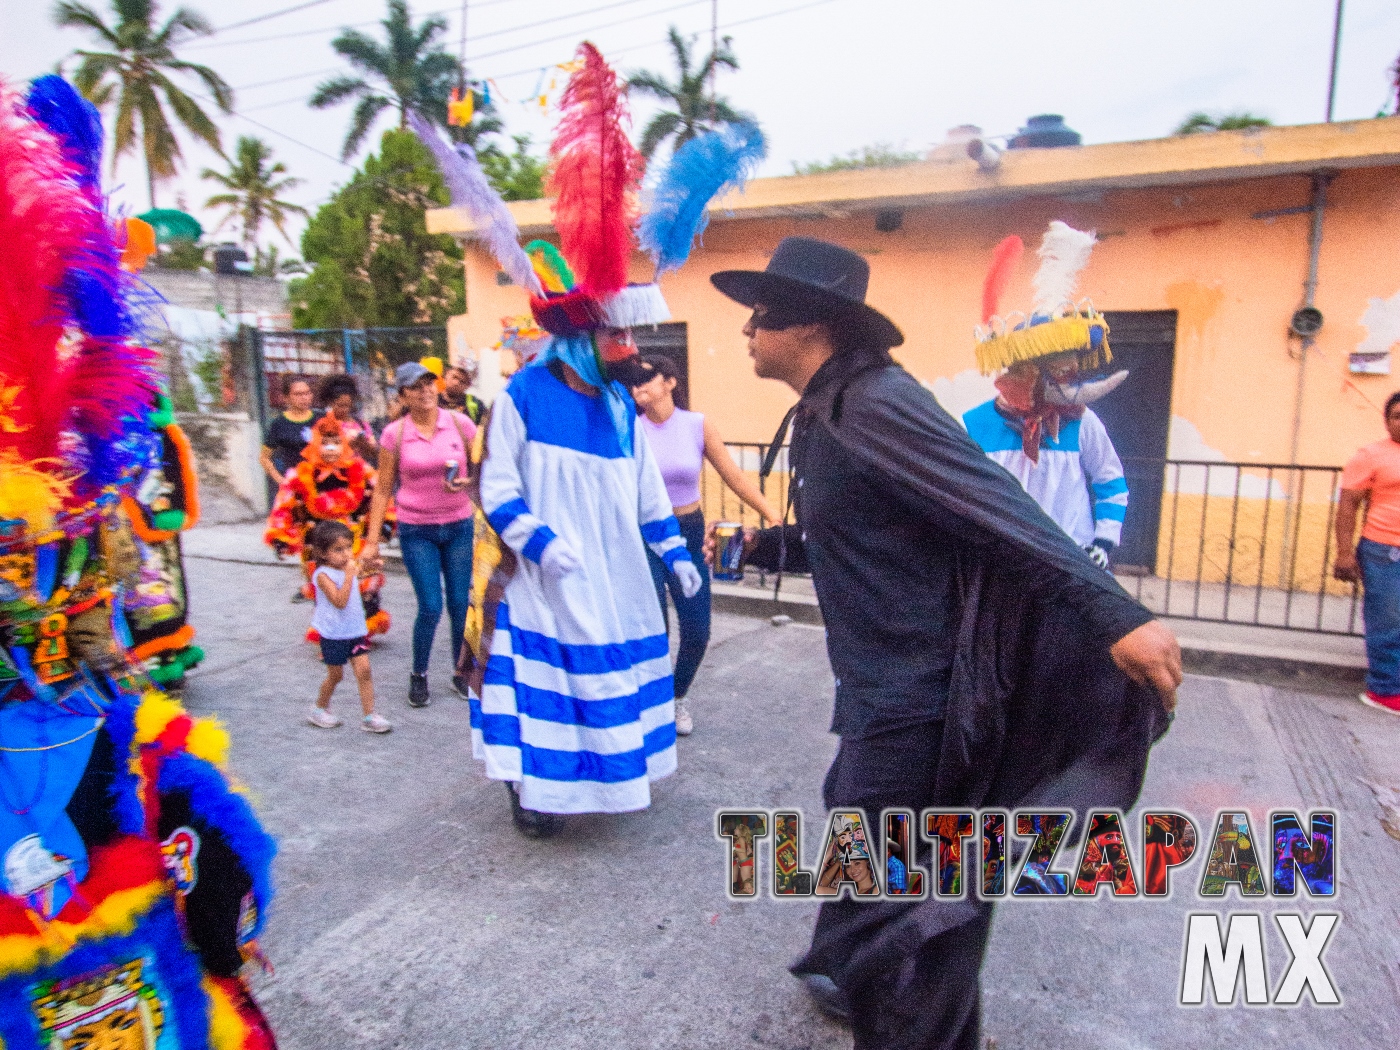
398, 518, 474, 676
647, 509, 712, 699
1359, 537, 1400, 695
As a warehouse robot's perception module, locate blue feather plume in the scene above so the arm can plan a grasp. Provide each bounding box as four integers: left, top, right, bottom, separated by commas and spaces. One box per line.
26, 74, 104, 197
638, 123, 767, 276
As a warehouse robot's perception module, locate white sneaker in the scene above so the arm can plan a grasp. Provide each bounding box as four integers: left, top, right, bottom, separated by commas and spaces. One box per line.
674, 698, 693, 736
361, 712, 393, 733
308, 706, 342, 729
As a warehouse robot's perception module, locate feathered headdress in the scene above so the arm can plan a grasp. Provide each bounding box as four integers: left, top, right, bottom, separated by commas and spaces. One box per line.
0, 77, 157, 533
637, 122, 767, 277
548, 42, 643, 298
406, 109, 543, 297
974, 220, 1110, 375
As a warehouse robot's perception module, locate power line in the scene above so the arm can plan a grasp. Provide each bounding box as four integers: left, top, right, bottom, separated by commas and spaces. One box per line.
186, 0, 519, 51
214, 0, 339, 34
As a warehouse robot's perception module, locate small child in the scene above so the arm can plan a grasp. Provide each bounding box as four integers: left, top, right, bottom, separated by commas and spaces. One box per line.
306, 520, 391, 733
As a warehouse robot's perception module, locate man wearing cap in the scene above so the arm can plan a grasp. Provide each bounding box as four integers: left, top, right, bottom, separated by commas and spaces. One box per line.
708, 237, 1181, 1049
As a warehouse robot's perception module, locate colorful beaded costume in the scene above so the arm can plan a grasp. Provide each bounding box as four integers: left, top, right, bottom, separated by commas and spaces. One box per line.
0, 75, 277, 1048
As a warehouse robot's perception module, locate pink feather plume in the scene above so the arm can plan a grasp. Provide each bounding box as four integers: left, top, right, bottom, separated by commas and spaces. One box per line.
981, 234, 1024, 325
548, 42, 643, 297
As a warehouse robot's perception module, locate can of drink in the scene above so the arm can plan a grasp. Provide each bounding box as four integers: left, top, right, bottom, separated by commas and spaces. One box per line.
713, 521, 744, 581
444, 459, 460, 486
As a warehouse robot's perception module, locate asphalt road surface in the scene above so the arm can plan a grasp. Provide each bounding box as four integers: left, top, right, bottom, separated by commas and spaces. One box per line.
180, 530, 1400, 1049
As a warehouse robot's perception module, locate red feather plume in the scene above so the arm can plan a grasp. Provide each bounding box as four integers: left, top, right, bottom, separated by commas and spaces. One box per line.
981, 234, 1024, 325
548, 42, 643, 297
0, 85, 103, 464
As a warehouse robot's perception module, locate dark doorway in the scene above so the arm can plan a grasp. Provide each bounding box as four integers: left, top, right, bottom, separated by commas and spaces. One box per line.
634, 322, 690, 409
1093, 311, 1177, 573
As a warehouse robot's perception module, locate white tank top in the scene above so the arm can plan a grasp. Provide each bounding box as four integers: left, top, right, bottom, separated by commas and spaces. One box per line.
311, 565, 369, 639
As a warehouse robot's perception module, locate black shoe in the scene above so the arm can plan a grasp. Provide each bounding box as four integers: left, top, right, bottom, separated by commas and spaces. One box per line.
452, 673, 472, 700
408, 673, 430, 707
505, 782, 563, 839
798, 974, 851, 1021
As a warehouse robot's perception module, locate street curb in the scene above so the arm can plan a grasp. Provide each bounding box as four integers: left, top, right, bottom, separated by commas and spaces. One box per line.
710, 581, 1365, 684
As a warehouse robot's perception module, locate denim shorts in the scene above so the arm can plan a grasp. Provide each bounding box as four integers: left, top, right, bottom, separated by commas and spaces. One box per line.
320, 636, 370, 666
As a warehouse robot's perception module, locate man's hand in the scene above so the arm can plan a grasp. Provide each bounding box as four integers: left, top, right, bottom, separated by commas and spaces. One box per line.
703, 522, 758, 568
1109, 620, 1182, 715
360, 542, 382, 573
1333, 548, 1361, 584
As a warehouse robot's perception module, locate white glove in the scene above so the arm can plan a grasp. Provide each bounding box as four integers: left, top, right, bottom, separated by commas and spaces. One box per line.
1084, 542, 1111, 571
540, 537, 582, 581
673, 559, 703, 599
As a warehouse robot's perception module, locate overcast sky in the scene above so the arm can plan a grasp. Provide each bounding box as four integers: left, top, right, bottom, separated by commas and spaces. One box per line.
4, 0, 1398, 251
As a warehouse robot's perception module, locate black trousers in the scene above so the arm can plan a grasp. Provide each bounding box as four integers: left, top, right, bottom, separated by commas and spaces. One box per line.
794, 720, 992, 1050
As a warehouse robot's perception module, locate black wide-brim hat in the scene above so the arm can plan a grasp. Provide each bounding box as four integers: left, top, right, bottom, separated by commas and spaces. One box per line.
710, 236, 904, 349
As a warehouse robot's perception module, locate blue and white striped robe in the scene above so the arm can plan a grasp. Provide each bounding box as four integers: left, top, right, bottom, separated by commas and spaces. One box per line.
471, 364, 691, 813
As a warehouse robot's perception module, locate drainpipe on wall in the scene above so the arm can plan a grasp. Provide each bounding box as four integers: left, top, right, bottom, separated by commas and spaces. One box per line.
1280, 169, 1336, 585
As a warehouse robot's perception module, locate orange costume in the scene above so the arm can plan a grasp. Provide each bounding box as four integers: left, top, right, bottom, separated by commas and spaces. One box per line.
264, 417, 393, 638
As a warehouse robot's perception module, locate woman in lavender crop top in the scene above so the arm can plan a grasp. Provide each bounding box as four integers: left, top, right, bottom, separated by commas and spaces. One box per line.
631, 355, 780, 735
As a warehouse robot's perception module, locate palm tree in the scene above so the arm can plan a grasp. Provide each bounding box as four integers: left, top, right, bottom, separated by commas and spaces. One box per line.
202, 136, 307, 251
1174, 111, 1272, 135
627, 26, 753, 161
54, 0, 234, 207
310, 0, 463, 160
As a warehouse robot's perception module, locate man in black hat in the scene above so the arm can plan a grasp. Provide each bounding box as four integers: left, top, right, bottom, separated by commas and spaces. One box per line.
708, 237, 1181, 1050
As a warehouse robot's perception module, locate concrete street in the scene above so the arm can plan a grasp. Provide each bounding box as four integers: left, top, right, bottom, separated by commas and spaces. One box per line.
180, 524, 1400, 1049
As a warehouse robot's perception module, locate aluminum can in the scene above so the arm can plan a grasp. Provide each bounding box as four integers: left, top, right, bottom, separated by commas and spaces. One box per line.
444, 459, 460, 486
713, 521, 744, 581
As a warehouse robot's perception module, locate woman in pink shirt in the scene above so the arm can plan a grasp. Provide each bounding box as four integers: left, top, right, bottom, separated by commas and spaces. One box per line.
1335, 390, 1400, 714
362, 362, 476, 708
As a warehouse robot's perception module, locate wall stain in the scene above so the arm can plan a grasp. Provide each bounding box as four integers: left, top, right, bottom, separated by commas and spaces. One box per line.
1165, 280, 1226, 345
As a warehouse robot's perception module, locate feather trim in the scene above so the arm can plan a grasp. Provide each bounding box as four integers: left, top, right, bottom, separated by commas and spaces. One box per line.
598, 284, 671, 328
548, 43, 643, 297
981, 235, 1023, 325
406, 110, 542, 296
526, 240, 576, 293
637, 122, 767, 276
1031, 220, 1096, 316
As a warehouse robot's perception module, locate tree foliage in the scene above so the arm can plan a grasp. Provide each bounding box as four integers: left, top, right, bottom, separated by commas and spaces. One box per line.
54, 0, 234, 206
1174, 111, 1272, 135
479, 134, 547, 202
310, 0, 461, 160
289, 129, 463, 329
202, 136, 307, 250
792, 143, 922, 176
626, 26, 753, 160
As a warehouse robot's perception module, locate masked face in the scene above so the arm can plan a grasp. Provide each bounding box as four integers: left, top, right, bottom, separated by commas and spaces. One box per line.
320, 439, 343, 462
596, 327, 637, 363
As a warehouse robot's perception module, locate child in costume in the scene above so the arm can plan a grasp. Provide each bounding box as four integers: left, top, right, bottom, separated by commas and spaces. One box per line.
120, 393, 205, 688
0, 75, 277, 1049
306, 521, 391, 734
264, 416, 391, 639
963, 222, 1130, 569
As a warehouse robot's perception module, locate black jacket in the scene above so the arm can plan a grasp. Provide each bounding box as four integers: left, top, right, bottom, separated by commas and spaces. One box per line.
749, 350, 1156, 740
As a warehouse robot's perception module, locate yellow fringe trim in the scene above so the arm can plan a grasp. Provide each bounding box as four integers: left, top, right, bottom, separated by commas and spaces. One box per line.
133, 691, 186, 747
0, 881, 164, 980
203, 975, 252, 1050
0, 451, 72, 534
975, 316, 1112, 375
185, 718, 231, 769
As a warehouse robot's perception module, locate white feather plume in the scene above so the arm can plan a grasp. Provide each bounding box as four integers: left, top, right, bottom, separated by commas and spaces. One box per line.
1031, 220, 1096, 316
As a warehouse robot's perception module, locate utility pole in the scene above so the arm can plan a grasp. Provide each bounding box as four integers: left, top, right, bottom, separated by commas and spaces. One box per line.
1325, 0, 1344, 122
459, 0, 469, 94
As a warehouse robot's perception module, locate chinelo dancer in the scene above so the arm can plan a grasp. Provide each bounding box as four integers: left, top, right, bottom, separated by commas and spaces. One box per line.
266, 415, 393, 641
962, 223, 1131, 570
0, 76, 277, 1048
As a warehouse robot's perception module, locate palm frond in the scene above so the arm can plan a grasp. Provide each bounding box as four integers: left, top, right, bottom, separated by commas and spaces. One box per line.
51, 1, 121, 46
343, 94, 392, 159
639, 110, 684, 160
311, 75, 369, 109
151, 71, 222, 153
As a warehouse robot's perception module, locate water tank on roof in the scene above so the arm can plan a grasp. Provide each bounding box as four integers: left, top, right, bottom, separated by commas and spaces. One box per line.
1008, 115, 1081, 149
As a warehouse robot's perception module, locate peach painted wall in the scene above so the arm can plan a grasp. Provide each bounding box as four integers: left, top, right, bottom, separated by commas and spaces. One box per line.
453, 166, 1400, 464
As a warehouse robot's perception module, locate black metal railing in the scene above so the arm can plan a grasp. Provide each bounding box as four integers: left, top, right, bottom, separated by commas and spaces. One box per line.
709, 446, 1363, 636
